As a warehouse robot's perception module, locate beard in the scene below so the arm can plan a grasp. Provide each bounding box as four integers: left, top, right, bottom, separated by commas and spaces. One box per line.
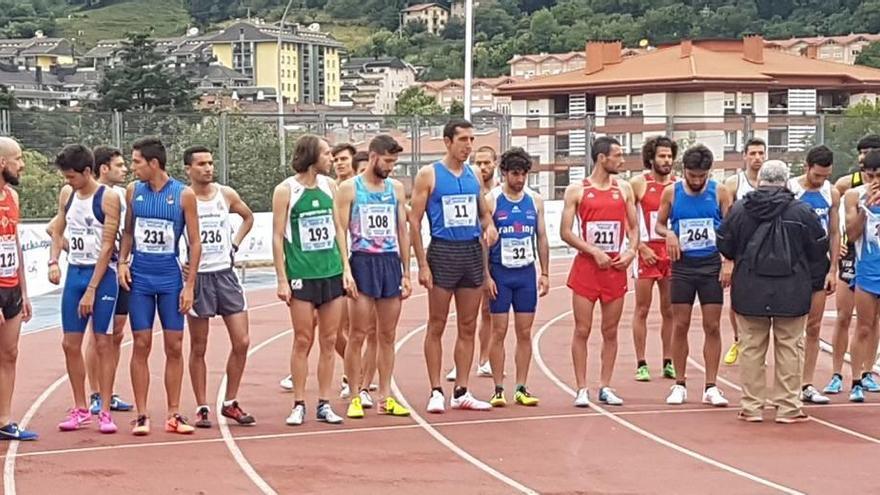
2, 168, 19, 186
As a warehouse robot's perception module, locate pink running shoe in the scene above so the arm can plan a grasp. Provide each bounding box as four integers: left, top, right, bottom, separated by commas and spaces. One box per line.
58, 408, 91, 431
99, 411, 118, 434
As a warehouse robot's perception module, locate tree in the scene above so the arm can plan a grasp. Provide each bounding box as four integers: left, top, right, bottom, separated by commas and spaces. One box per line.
823, 102, 880, 179
395, 87, 444, 116
0, 85, 15, 110
442, 18, 465, 39
856, 41, 880, 69
448, 99, 465, 117
18, 150, 63, 218
97, 33, 196, 112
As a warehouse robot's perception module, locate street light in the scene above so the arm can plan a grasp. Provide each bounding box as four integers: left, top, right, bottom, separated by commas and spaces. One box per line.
277, 0, 295, 170
463, 0, 474, 120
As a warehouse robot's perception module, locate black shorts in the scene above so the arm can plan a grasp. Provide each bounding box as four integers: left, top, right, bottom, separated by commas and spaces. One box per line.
190, 269, 247, 318
840, 243, 855, 284
114, 287, 131, 316
427, 238, 484, 290
671, 254, 723, 306
291, 275, 344, 308
351, 252, 402, 299
0, 286, 21, 320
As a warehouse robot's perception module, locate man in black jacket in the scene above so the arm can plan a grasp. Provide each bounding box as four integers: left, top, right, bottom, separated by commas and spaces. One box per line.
717, 160, 828, 423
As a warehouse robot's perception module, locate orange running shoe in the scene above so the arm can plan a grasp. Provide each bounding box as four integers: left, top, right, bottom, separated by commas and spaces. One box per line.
165, 414, 195, 434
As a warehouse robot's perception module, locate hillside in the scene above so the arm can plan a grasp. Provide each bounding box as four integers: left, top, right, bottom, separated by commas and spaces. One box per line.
56, 0, 191, 47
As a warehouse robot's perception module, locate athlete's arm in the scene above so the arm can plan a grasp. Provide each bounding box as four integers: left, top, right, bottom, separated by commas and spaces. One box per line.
613, 181, 639, 270
717, 183, 733, 217
629, 174, 655, 261
48, 186, 72, 285
408, 165, 433, 289
478, 183, 498, 247
117, 183, 136, 290
716, 183, 734, 286
224, 186, 254, 250
845, 189, 865, 243
394, 180, 412, 299
11, 190, 29, 323
723, 174, 738, 203
80, 188, 121, 317
655, 186, 680, 262
180, 187, 202, 314
827, 188, 841, 293
271, 182, 291, 303
835, 175, 852, 197
534, 193, 550, 296
560, 182, 597, 256
333, 179, 357, 299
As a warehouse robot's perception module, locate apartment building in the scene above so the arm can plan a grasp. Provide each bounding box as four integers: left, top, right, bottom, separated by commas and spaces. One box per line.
401, 3, 449, 36
0, 35, 74, 70
766, 34, 880, 65
340, 57, 417, 114
419, 76, 515, 113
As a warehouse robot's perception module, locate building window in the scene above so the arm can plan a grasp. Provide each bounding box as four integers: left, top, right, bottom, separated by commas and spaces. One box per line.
724, 93, 736, 115
740, 93, 753, 115
630, 95, 644, 116
527, 136, 539, 150
606, 96, 628, 116
527, 99, 541, 115
528, 172, 540, 188
630, 132, 643, 153
724, 131, 737, 152
608, 133, 628, 152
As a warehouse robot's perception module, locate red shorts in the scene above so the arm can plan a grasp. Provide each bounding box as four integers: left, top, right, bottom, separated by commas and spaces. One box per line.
635, 242, 672, 280
567, 253, 628, 303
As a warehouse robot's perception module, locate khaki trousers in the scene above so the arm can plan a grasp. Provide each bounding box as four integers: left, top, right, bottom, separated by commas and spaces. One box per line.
735, 314, 807, 418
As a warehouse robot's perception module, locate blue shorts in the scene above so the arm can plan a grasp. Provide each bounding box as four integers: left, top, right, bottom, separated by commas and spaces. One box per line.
489, 263, 537, 314
62, 265, 118, 334
129, 268, 184, 331
350, 252, 402, 299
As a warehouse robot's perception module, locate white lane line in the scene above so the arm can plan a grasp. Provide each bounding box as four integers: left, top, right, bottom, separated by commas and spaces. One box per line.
533, 310, 805, 495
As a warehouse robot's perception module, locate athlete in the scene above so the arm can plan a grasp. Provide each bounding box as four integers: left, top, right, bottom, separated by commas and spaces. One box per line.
183, 146, 256, 428
657, 144, 732, 407
353, 151, 370, 175
273, 134, 350, 426
561, 136, 638, 407
722, 137, 766, 365
410, 118, 498, 413
629, 136, 677, 382
0, 137, 36, 441
335, 135, 412, 419
788, 145, 838, 404
118, 137, 202, 436
485, 147, 549, 407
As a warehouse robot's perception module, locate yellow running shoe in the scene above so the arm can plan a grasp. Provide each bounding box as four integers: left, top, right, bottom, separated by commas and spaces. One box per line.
347, 396, 365, 419
723, 341, 740, 365
514, 389, 539, 406
380, 397, 411, 417
490, 392, 507, 407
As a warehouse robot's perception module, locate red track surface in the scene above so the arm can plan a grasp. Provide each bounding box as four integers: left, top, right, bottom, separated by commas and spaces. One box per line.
5, 257, 879, 494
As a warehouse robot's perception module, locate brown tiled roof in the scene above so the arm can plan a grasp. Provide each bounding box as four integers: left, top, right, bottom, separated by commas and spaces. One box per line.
402, 3, 447, 13
766, 34, 880, 49
420, 76, 517, 92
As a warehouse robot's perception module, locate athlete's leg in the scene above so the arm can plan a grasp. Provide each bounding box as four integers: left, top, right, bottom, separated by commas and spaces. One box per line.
85, 331, 100, 397
187, 316, 210, 407
452, 287, 483, 390
424, 287, 454, 388
94, 332, 115, 414
599, 297, 625, 388
129, 292, 157, 416
162, 330, 185, 416
701, 303, 724, 385
316, 297, 343, 400
671, 303, 694, 383
489, 311, 510, 389
87, 316, 126, 400
0, 313, 23, 426
345, 296, 374, 394
478, 295, 492, 368
361, 316, 378, 389
513, 312, 536, 386
220, 312, 250, 402
632, 278, 655, 365
571, 293, 597, 390
62, 333, 88, 409
852, 288, 880, 382
335, 303, 348, 359
657, 277, 674, 363
803, 290, 827, 387
375, 296, 403, 400
289, 300, 316, 403
832, 287, 855, 375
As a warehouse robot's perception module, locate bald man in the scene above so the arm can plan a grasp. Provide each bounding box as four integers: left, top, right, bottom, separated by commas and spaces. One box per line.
0, 137, 37, 440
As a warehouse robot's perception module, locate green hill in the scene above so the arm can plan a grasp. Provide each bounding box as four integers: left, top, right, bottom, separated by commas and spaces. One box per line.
56, 0, 191, 48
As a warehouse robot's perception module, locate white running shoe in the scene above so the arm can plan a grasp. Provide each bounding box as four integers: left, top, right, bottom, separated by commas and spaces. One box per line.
702, 386, 729, 407
285, 404, 305, 426
574, 388, 590, 407
339, 377, 351, 399
317, 403, 344, 424
599, 387, 623, 406
801, 385, 831, 404
427, 390, 446, 413
445, 367, 457, 382
359, 390, 374, 409
280, 375, 293, 391
477, 361, 492, 377
450, 391, 492, 411
666, 384, 687, 405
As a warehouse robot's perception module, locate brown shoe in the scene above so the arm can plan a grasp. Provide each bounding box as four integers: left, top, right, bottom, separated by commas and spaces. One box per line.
737, 411, 763, 423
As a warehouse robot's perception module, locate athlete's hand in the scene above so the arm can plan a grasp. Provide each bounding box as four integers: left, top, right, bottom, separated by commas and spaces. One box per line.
48, 264, 61, 285
181, 263, 190, 280
825, 273, 837, 296
418, 264, 433, 290
78, 287, 95, 318
400, 276, 412, 300
179, 285, 194, 314
344, 270, 359, 300
485, 276, 498, 300
118, 263, 131, 291
483, 224, 498, 247
538, 274, 549, 297
612, 249, 636, 271
840, 243, 848, 258
591, 249, 612, 269
21, 297, 32, 323
666, 232, 681, 262
276, 280, 291, 304
720, 259, 733, 288
638, 244, 657, 265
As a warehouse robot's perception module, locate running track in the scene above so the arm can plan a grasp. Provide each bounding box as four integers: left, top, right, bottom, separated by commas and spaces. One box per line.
5, 257, 880, 494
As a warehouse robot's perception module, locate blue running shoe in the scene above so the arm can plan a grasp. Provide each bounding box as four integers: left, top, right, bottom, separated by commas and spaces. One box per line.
850, 384, 866, 403
823, 374, 843, 394
110, 394, 133, 412
0, 423, 38, 441
89, 392, 102, 415
862, 374, 880, 392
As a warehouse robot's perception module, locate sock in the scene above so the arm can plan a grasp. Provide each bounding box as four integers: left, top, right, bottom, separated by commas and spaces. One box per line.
853, 380, 861, 389
833, 372, 843, 379
705, 383, 716, 391
801, 384, 811, 392
515, 384, 526, 394
197, 404, 210, 413
431, 387, 444, 395
494, 385, 504, 394
637, 360, 647, 368
453, 386, 467, 399
223, 399, 235, 407
317, 399, 328, 410
294, 400, 305, 408
675, 380, 686, 387
663, 358, 672, 367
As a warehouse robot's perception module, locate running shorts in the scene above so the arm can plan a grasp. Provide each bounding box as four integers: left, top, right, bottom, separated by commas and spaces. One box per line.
129, 266, 184, 332
351, 252, 402, 300
670, 254, 723, 305
61, 265, 118, 334
114, 287, 130, 316
290, 276, 344, 308
489, 263, 537, 314
840, 243, 855, 285
426, 238, 484, 290
635, 242, 672, 280
0, 286, 21, 320
189, 269, 247, 319
567, 253, 628, 303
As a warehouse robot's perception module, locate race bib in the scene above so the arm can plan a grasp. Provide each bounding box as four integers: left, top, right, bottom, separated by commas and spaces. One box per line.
587, 221, 620, 253
359, 204, 396, 239
68, 225, 99, 264
501, 237, 534, 268
649, 211, 663, 241
679, 218, 716, 252
442, 194, 477, 228
299, 213, 334, 252
135, 217, 175, 254
866, 210, 880, 245
199, 218, 228, 254
0, 237, 17, 278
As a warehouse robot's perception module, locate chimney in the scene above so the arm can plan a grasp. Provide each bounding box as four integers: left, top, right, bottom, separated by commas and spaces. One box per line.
805, 44, 818, 59
602, 40, 622, 65
680, 39, 693, 58
585, 41, 604, 74
742, 34, 764, 64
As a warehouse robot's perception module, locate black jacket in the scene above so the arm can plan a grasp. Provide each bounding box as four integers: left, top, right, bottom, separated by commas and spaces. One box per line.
717, 186, 828, 317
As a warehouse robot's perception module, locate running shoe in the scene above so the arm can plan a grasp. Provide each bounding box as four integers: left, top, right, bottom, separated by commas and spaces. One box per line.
663, 362, 676, 379
861, 373, 880, 392
88, 392, 102, 415
574, 388, 590, 407
599, 387, 623, 406
131, 415, 150, 436
514, 389, 539, 406
450, 391, 492, 411
0, 423, 38, 441
702, 386, 729, 407
166, 414, 195, 434
195, 406, 212, 428
99, 411, 118, 434
490, 391, 507, 407
723, 341, 739, 365
445, 367, 457, 382
58, 408, 91, 431
775, 413, 810, 424
635, 365, 651, 382
286, 404, 305, 426
801, 385, 830, 405
666, 384, 687, 405
824, 373, 844, 394
280, 375, 294, 391
317, 403, 344, 424
221, 401, 256, 425
339, 375, 351, 399
380, 397, 411, 417
110, 394, 133, 412
427, 390, 446, 413
347, 397, 365, 419
850, 385, 866, 403
737, 411, 763, 423
477, 361, 492, 377
359, 390, 374, 409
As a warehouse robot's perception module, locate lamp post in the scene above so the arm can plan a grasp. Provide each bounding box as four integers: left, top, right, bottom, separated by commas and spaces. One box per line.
277, 0, 295, 170
463, 0, 474, 121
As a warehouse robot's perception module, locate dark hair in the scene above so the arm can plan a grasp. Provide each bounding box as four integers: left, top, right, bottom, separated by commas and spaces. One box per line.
353, 151, 369, 164
369, 135, 403, 155
93, 146, 121, 169
291, 134, 326, 173
682, 144, 714, 171
183, 145, 212, 166
132, 137, 167, 169
744, 137, 766, 152
591, 136, 621, 163
857, 134, 880, 152
475, 145, 497, 160
499, 147, 532, 173
332, 143, 356, 158
443, 118, 473, 141
864, 150, 880, 170
55, 144, 95, 174
806, 145, 833, 168
641, 136, 678, 169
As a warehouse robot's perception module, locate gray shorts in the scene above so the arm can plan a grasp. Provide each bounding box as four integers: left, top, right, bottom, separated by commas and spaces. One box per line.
189, 269, 247, 319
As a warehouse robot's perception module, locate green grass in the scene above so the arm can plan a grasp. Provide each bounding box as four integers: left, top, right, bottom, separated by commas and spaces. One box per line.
56, 0, 191, 49
324, 24, 374, 53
